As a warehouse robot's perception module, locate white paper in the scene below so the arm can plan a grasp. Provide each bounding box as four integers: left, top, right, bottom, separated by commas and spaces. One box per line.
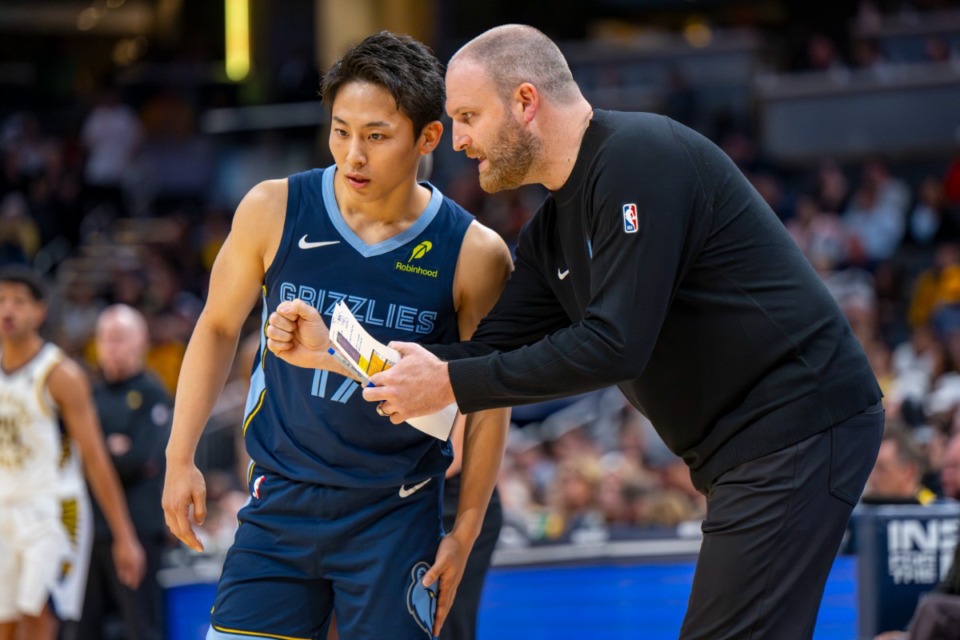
328, 301, 457, 440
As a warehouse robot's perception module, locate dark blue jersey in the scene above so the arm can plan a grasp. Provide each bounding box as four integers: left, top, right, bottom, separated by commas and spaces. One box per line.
242, 166, 473, 487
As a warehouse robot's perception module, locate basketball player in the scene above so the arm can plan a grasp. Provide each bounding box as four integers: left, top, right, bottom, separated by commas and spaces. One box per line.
161, 31, 512, 640
0, 265, 145, 640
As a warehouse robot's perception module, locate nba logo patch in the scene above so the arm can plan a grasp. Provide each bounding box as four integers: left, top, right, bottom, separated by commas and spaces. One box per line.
622, 203, 639, 234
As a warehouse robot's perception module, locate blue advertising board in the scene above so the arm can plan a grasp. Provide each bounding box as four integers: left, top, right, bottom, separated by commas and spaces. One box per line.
855, 503, 959, 638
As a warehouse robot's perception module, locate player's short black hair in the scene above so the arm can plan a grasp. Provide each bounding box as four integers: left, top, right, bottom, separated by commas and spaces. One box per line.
320, 31, 445, 138
0, 264, 47, 301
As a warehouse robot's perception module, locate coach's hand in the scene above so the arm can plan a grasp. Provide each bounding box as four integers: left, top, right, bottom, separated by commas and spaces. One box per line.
162, 461, 207, 553
364, 342, 456, 423
422, 533, 469, 636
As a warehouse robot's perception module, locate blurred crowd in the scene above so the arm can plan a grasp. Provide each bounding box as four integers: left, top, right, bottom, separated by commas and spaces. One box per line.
2, 0, 960, 557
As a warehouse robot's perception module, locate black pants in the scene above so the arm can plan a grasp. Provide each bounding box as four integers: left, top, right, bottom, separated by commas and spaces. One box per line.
440, 477, 503, 640
679, 403, 884, 640
63, 533, 165, 640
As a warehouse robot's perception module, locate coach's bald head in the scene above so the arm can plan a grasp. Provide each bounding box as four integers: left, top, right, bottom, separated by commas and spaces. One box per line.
450, 24, 581, 104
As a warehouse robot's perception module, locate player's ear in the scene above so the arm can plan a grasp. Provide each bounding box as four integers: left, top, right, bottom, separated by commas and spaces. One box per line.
418, 121, 443, 155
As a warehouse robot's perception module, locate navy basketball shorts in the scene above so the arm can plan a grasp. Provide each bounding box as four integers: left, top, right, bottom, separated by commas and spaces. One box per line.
207, 468, 444, 640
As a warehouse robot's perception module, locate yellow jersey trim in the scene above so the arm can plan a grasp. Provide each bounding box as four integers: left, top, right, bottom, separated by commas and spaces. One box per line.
242, 389, 265, 436
35, 350, 64, 419
211, 624, 309, 640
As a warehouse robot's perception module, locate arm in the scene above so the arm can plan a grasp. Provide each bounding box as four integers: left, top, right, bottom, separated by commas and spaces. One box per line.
162, 179, 285, 552
421, 221, 513, 636
49, 360, 146, 589
428, 217, 572, 362
447, 126, 707, 413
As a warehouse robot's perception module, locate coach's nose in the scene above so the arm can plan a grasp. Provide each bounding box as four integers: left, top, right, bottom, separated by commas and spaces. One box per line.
451, 122, 470, 152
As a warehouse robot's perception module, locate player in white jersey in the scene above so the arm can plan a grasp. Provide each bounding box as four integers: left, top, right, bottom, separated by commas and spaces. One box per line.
0, 265, 144, 640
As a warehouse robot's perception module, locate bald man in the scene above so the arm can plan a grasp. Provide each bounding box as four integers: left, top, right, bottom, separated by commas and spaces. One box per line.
67, 305, 171, 640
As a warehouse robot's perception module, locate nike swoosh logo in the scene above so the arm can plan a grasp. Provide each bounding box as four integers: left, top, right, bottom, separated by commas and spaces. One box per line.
399, 478, 431, 498
299, 235, 341, 249
557, 268, 570, 280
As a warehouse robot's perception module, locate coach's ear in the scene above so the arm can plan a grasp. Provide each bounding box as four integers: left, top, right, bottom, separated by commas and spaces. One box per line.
514, 82, 540, 124
418, 120, 443, 155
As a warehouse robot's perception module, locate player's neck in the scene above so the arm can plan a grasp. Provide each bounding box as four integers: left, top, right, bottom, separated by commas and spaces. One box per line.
334, 178, 431, 244
0, 334, 44, 372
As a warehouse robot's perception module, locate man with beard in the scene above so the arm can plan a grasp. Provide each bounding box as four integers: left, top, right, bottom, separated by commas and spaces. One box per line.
268, 24, 884, 640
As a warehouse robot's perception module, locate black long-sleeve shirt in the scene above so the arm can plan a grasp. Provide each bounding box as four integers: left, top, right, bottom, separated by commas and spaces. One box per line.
432, 110, 881, 491
91, 371, 171, 539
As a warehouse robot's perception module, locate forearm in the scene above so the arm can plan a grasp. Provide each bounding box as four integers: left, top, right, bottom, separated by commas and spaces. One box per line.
448, 407, 510, 545
448, 315, 644, 413
166, 320, 244, 464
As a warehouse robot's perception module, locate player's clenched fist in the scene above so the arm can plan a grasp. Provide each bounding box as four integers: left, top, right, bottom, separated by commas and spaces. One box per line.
266, 299, 358, 379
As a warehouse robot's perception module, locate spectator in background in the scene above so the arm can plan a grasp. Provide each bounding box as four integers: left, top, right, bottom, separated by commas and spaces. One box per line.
0, 192, 40, 264
874, 432, 960, 640
907, 176, 960, 248
814, 158, 851, 215
943, 155, 960, 211
864, 423, 937, 505
787, 193, 848, 273
69, 305, 170, 640
888, 323, 939, 417
1, 113, 57, 180
908, 242, 960, 330
801, 33, 847, 73
941, 432, 960, 501
844, 159, 908, 267
548, 456, 606, 544
924, 34, 953, 63
80, 86, 143, 219
54, 271, 105, 361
